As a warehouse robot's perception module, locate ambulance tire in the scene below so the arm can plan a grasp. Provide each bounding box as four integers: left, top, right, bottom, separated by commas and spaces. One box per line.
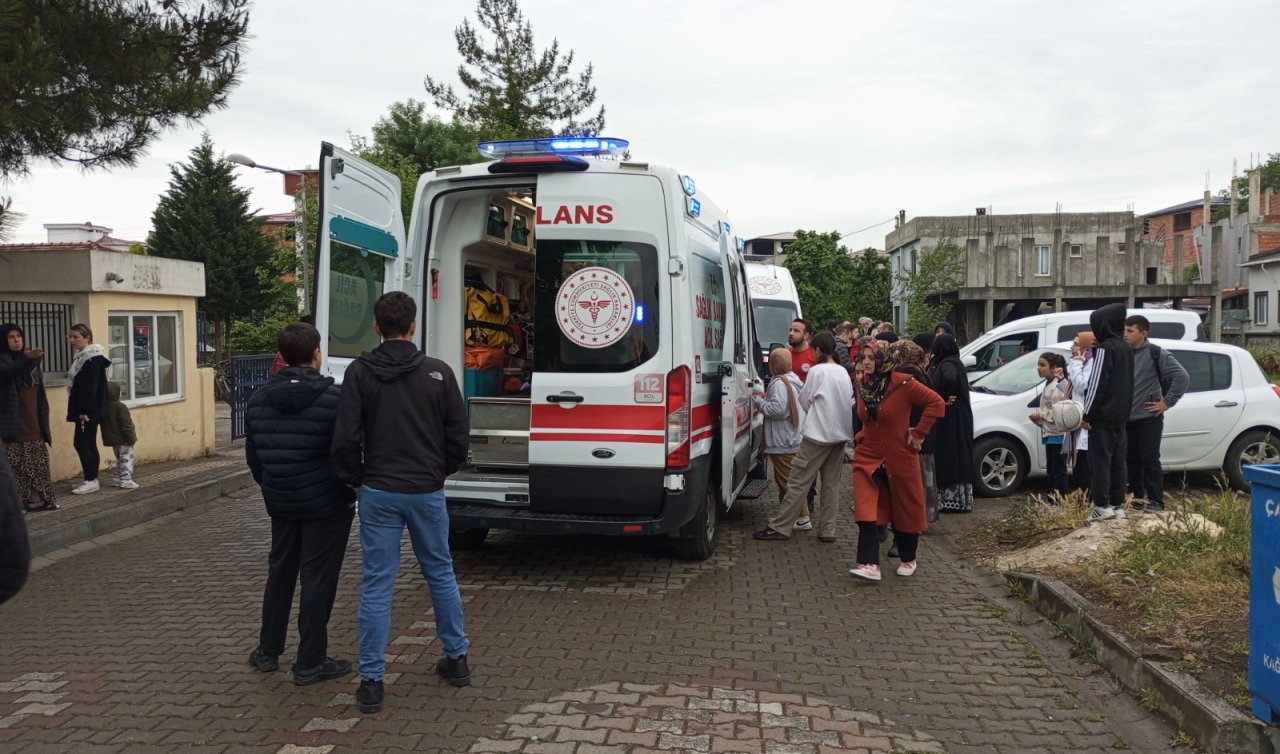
449, 528, 489, 550
673, 483, 718, 561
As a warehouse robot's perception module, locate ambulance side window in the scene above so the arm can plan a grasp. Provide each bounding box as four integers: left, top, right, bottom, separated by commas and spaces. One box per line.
728, 265, 747, 364
533, 240, 660, 373
327, 239, 387, 358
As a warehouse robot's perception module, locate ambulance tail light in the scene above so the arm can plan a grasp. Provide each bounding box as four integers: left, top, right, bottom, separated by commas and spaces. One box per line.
666, 365, 691, 470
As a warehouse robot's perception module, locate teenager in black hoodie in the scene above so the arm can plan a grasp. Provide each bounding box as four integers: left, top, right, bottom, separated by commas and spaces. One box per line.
1082, 303, 1134, 522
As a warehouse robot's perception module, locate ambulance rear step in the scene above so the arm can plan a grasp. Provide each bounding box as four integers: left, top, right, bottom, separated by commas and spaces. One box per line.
735, 477, 770, 500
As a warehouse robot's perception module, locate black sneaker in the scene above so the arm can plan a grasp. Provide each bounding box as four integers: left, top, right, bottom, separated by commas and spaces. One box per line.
356, 678, 383, 713
293, 657, 352, 686
248, 647, 278, 672
752, 527, 789, 541
1143, 502, 1165, 512
436, 654, 471, 687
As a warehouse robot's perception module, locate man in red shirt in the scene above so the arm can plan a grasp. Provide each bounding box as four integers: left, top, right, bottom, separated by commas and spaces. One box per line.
788, 319, 816, 383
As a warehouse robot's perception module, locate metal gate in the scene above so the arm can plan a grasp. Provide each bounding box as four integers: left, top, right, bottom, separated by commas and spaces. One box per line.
230, 354, 276, 440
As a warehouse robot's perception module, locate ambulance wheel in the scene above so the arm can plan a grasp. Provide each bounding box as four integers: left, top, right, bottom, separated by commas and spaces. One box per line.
449, 528, 489, 550
673, 484, 718, 561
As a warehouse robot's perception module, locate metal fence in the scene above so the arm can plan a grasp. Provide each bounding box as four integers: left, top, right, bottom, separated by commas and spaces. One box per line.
229, 353, 276, 440
0, 300, 75, 373
196, 310, 210, 366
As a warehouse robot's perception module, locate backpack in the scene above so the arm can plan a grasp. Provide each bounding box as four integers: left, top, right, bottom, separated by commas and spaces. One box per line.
1149, 343, 1170, 393
464, 284, 512, 347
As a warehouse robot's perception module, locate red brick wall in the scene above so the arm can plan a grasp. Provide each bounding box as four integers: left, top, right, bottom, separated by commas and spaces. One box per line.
1144, 206, 1209, 267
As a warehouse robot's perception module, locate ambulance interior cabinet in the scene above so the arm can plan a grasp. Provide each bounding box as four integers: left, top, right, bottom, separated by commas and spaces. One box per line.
468, 397, 530, 469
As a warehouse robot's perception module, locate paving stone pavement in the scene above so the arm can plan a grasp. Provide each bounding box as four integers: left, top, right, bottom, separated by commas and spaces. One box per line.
0, 468, 1178, 753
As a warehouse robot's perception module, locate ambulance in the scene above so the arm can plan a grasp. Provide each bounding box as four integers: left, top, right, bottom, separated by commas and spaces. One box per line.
744, 260, 802, 377
313, 137, 767, 559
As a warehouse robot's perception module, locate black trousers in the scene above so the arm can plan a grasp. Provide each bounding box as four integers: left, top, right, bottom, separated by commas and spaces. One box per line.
1045, 442, 1069, 495
1126, 416, 1165, 505
857, 522, 919, 566
1087, 426, 1127, 509
259, 507, 354, 670
1073, 449, 1091, 492
73, 419, 100, 481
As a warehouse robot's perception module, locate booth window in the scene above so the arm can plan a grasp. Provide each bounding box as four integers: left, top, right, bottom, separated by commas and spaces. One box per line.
107, 312, 181, 404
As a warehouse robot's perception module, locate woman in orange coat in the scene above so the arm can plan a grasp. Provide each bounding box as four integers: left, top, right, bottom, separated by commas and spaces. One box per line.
849, 338, 945, 582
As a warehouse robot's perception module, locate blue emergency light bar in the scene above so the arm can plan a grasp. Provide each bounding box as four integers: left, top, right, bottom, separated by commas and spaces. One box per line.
478, 137, 630, 159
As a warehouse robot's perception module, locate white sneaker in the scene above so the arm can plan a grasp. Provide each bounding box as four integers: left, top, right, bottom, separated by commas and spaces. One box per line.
849, 564, 882, 582
896, 561, 918, 577
1112, 507, 1127, 520
1086, 506, 1115, 524
119, 480, 139, 490
71, 479, 100, 495
793, 517, 813, 531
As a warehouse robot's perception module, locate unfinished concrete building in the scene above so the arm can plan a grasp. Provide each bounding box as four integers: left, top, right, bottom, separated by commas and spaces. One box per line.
884, 210, 1219, 342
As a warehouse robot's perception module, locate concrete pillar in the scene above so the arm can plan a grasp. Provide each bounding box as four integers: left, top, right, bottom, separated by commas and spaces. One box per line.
984, 298, 994, 331
1211, 293, 1223, 342
1054, 295, 1063, 313
1173, 235, 1184, 284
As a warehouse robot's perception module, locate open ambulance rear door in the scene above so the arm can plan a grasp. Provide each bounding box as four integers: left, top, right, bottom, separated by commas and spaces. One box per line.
314, 143, 408, 382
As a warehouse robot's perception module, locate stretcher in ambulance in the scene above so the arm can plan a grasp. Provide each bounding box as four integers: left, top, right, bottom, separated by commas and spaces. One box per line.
313, 137, 767, 559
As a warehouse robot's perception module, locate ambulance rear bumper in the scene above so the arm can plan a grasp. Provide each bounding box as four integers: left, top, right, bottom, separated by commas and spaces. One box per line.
445, 458, 709, 537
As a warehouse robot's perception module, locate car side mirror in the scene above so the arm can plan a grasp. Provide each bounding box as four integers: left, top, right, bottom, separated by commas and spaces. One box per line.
961, 354, 977, 369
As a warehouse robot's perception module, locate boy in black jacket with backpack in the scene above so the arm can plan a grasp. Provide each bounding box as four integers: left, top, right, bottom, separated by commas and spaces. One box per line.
245, 322, 355, 686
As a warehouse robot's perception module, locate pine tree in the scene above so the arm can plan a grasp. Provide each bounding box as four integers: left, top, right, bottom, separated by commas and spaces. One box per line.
149, 134, 280, 357
425, 0, 605, 138
0, 0, 248, 176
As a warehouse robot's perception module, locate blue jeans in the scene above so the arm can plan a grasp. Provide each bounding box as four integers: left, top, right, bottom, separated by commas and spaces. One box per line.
357, 486, 469, 680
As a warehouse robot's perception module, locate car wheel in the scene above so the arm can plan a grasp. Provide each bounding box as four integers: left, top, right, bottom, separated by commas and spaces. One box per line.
673, 482, 718, 561
1224, 430, 1280, 492
974, 436, 1026, 497
448, 527, 489, 550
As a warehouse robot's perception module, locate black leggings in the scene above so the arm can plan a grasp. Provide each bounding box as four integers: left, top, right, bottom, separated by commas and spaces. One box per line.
857, 522, 920, 566
74, 419, 101, 481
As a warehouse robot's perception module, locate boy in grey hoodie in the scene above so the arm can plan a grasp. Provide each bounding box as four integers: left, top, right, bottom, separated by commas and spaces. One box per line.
1123, 315, 1188, 512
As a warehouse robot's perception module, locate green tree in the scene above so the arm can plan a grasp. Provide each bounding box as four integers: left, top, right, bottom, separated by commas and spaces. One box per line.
149, 134, 283, 357
425, 0, 605, 137
848, 249, 892, 324
0, 0, 248, 176
783, 230, 857, 327
898, 238, 966, 337
1212, 153, 1280, 222
0, 197, 24, 241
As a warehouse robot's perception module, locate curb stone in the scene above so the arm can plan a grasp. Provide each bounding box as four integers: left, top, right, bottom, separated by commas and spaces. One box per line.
28, 469, 256, 557
1007, 571, 1280, 754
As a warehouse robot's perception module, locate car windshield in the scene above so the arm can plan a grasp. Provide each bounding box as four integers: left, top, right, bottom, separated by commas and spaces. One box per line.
970, 347, 1070, 395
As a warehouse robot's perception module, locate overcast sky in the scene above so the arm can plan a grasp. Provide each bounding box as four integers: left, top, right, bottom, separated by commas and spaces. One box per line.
4, 0, 1277, 252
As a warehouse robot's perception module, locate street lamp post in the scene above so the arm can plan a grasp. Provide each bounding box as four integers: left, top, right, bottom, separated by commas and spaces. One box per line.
226, 153, 311, 314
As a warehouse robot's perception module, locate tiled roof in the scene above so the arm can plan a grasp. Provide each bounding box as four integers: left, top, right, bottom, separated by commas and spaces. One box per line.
0, 241, 123, 252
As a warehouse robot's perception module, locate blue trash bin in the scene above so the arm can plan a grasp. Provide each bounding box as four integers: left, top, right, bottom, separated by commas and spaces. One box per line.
1243, 463, 1280, 725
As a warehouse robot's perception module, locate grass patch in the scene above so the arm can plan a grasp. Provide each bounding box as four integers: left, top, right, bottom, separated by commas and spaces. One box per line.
969, 488, 1251, 711
1059, 491, 1249, 652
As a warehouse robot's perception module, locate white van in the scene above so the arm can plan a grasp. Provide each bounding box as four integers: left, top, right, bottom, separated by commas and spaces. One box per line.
960, 308, 1205, 382
314, 137, 766, 559
744, 260, 802, 374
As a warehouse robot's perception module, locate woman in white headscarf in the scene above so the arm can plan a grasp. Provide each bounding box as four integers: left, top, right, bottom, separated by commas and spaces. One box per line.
66, 323, 111, 495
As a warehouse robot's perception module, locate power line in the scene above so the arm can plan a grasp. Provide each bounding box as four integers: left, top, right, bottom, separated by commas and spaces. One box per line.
837, 217, 897, 240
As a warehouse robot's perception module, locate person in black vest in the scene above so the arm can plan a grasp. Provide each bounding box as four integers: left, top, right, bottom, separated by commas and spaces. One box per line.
245, 322, 355, 686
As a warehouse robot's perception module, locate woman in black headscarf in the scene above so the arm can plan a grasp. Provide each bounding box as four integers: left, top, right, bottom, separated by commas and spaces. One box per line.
929, 333, 975, 512
0, 323, 58, 511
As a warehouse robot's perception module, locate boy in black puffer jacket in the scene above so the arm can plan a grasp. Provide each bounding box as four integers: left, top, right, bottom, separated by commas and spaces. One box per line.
1082, 302, 1134, 522
244, 322, 355, 686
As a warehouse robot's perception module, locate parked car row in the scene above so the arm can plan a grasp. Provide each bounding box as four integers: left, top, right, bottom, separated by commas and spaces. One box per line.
968, 339, 1280, 496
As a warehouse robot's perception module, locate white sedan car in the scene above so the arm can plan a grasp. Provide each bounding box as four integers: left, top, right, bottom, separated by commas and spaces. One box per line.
969, 339, 1280, 496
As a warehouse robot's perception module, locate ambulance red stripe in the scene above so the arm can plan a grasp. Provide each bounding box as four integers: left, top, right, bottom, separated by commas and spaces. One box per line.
531, 404, 665, 430
530, 432, 665, 444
